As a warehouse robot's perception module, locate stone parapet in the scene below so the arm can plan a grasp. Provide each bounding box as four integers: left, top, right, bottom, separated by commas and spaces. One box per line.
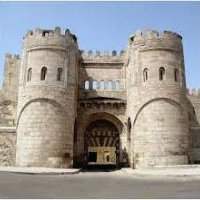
23, 27, 78, 50
81, 50, 125, 64
129, 29, 183, 52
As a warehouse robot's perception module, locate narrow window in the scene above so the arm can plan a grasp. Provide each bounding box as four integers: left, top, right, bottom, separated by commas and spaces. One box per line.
41, 66, 47, 80
115, 80, 120, 90
174, 68, 179, 82
104, 81, 108, 90
159, 67, 165, 81
85, 80, 90, 90
112, 81, 116, 90
96, 81, 100, 89
27, 68, 32, 82
108, 81, 112, 90
100, 80, 104, 90
92, 80, 98, 90
57, 68, 63, 81
143, 68, 148, 82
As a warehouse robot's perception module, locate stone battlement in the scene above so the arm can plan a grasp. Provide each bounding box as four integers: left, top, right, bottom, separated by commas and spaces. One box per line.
81, 50, 126, 64
187, 88, 200, 96
5, 53, 20, 60
80, 50, 126, 58
129, 29, 183, 51
130, 29, 182, 42
25, 27, 76, 40
81, 50, 125, 64
23, 27, 78, 50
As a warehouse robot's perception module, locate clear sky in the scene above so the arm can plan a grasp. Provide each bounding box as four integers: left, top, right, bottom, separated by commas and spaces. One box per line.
0, 1, 199, 88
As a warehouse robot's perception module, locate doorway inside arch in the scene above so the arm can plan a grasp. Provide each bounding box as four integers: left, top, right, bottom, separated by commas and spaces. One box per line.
84, 119, 120, 168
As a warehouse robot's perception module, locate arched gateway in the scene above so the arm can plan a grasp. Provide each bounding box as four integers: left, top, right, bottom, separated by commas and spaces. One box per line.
84, 119, 120, 167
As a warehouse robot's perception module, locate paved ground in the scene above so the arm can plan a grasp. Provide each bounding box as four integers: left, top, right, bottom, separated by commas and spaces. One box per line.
0, 169, 200, 198
0, 166, 80, 174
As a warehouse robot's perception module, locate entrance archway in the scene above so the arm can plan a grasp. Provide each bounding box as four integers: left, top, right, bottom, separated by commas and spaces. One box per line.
84, 119, 120, 167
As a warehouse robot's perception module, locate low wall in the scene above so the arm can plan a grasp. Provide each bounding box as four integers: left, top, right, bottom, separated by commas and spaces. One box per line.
0, 127, 16, 166
190, 127, 200, 163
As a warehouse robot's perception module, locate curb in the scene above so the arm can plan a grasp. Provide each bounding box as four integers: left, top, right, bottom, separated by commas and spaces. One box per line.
0, 168, 81, 175
121, 168, 200, 178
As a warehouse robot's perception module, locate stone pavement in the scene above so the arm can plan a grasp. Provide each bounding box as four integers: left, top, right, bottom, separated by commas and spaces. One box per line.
0, 166, 80, 175
121, 165, 200, 177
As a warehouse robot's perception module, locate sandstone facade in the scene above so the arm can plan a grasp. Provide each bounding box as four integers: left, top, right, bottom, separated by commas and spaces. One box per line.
0, 27, 200, 168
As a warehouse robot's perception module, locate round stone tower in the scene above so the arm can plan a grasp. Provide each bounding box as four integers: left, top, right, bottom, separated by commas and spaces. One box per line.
16, 27, 80, 168
126, 29, 190, 168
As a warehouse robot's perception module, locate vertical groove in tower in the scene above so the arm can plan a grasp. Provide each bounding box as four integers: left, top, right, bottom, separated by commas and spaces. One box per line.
126, 29, 190, 168
16, 27, 80, 168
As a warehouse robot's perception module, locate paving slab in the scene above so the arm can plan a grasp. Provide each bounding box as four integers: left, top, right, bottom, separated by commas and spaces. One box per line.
0, 166, 80, 175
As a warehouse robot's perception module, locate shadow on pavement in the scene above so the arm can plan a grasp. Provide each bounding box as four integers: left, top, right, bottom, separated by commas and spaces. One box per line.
80, 165, 121, 172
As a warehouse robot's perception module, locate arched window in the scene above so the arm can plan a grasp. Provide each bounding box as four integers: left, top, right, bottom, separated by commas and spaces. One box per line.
115, 80, 120, 90
104, 81, 109, 90
100, 80, 104, 90
159, 67, 165, 81
143, 68, 148, 82
174, 68, 179, 82
57, 68, 63, 81
92, 80, 98, 90
85, 80, 90, 90
27, 68, 32, 82
108, 80, 112, 90
112, 81, 116, 90
41, 66, 47, 80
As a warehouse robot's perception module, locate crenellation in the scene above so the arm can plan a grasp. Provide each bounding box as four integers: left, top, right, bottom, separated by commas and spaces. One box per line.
23, 27, 78, 51
130, 29, 182, 42
80, 49, 125, 58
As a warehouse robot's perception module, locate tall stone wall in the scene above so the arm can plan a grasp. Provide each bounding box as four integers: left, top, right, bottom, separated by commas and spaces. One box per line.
127, 30, 190, 168
0, 54, 19, 166
0, 54, 20, 127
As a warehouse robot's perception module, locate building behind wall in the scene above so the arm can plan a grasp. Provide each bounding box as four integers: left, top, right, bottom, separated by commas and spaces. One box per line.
0, 27, 200, 168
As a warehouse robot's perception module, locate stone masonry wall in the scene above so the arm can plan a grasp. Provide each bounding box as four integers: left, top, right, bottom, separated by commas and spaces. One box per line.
187, 90, 200, 163
16, 27, 79, 168
76, 102, 127, 167
0, 127, 16, 166
0, 27, 200, 169
2, 54, 20, 102
127, 30, 190, 168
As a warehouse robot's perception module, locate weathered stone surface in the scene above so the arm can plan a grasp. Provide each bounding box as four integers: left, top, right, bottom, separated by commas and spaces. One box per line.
0, 130, 16, 166
0, 27, 199, 168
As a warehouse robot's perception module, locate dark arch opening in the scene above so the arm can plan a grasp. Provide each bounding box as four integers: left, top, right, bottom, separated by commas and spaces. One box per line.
159, 67, 165, 81
84, 119, 120, 169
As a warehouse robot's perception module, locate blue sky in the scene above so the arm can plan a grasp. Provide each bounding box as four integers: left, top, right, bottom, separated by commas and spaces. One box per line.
0, 1, 200, 88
